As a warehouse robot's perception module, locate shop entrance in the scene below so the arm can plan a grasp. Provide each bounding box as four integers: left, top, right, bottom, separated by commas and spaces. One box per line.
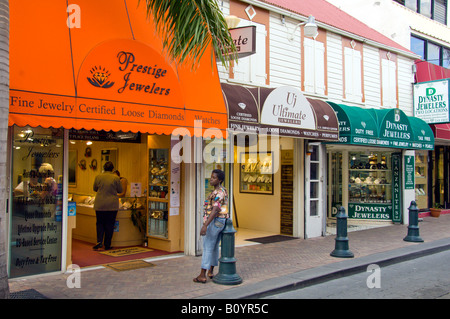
231, 136, 296, 244
305, 142, 325, 238
69, 132, 184, 268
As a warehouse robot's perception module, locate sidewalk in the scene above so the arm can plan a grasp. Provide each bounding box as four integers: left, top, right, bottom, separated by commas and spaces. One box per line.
8, 214, 450, 299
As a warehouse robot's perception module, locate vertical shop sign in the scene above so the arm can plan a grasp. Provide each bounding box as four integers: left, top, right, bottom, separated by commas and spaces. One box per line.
404, 155, 415, 190
170, 139, 180, 211
280, 150, 294, 235
392, 153, 402, 223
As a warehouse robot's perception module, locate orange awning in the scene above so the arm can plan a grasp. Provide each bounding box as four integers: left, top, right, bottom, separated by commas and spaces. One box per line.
9, 0, 227, 137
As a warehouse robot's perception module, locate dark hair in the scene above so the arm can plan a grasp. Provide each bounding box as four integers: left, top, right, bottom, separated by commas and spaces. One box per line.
212, 169, 225, 184
103, 161, 114, 172
114, 170, 121, 177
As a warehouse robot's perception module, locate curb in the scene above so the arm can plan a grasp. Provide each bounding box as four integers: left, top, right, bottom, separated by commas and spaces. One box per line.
198, 237, 450, 299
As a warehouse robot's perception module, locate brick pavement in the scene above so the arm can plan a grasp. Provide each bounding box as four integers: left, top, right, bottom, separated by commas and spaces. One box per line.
7, 214, 450, 299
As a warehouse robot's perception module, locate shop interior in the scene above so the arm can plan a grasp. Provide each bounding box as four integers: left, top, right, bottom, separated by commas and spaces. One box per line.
229, 135, 297, 244
68, 132, 184, 268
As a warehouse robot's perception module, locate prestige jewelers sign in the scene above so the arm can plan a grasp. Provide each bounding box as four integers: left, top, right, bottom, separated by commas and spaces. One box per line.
9, 39, 190, 134
414, 79, 450, 124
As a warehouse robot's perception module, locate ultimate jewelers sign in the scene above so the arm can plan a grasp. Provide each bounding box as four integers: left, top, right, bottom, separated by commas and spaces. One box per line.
414, 79, 449, 124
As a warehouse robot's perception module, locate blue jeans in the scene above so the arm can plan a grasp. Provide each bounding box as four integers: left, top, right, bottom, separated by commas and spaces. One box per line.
201, 217, 226, 270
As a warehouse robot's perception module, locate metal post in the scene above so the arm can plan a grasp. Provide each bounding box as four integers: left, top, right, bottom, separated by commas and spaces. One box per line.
330, 207, 354, 258
213, 219, 243, 285
403, 201, 424, 242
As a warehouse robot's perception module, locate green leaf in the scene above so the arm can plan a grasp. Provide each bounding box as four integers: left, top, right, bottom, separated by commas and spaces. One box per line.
139, 0, 237, 69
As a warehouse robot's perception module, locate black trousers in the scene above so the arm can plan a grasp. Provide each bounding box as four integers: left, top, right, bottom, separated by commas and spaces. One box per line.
95, 210, 118, 249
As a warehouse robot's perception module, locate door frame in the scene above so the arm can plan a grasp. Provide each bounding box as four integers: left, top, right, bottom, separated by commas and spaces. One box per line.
304, 141, 326, 238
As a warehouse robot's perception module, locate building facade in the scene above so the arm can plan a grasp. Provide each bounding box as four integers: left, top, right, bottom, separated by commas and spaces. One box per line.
5, 0, 438, 279
325, 0, 450, 210
216, 0, 433, 239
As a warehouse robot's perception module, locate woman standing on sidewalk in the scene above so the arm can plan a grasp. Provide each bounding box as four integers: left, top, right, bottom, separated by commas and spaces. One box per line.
194, 169, 229, 283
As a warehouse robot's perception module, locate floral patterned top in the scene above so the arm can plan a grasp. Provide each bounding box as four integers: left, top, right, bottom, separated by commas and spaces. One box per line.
203, 185, 229, 222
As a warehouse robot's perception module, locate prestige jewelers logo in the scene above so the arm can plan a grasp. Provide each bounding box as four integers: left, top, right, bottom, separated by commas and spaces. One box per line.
87, 66, 115, 89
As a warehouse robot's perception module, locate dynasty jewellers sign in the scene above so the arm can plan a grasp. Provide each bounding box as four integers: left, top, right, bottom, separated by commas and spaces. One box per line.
347, 203, 392, 220
414, 79, 450, 124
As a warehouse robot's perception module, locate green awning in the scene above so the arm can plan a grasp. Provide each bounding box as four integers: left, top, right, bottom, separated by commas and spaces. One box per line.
328, 103, 434, 150
369, 108, 415, 148
327, 102, 378, 146
408, 117, 434, 150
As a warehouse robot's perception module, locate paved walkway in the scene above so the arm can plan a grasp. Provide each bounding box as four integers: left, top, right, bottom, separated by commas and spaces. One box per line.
7, 214, 450, 299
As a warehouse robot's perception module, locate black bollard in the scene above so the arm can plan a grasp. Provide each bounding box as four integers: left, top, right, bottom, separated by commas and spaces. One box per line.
403, 201, 424, 242
330, 207, 354, 258
213, 219, 243, 285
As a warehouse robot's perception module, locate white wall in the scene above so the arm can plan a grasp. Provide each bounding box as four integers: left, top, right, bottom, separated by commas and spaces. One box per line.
325, 0, 450, 48
269, 13, 301, 87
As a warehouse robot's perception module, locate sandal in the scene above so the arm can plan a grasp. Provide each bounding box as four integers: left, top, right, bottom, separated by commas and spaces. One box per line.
193, 277, 207, 284
208, 273, 214, 279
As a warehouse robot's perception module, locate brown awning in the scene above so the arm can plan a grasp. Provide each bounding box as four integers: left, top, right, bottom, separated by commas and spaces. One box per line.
222, 83, 260, 133
222, 83, 339, 140
307, 98, 339, 140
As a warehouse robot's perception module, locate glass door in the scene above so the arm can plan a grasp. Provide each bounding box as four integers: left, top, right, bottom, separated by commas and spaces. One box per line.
305, 142, 325, 238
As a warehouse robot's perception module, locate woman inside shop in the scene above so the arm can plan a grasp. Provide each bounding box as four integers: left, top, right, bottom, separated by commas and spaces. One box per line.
193, 169, 229, 283
114, 170, 128, 197
92, 161, 123, 250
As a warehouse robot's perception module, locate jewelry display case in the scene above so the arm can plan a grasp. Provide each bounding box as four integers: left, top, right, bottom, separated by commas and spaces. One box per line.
239, 152, 274, 194
148, 148, 169, 238
348, 152, 392, 204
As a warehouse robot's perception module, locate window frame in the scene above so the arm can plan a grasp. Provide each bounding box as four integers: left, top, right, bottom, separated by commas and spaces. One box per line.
411, 34, 450, 68
394, 0, 448, 24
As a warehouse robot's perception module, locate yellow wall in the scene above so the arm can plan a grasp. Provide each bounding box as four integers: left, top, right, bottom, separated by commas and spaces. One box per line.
68, 137, 147, 196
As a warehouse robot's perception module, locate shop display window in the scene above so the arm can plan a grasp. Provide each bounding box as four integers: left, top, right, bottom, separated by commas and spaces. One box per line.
348, 151, 392, 204
10, 126, 64, 278
239, 152, 274, 194
415, 151, 428, 209
148, 148, 169, 238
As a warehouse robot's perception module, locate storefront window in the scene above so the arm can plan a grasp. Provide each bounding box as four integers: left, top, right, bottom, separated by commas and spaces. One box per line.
348, 151, 392, 205
10, 126, 64, 278
330, 150, 394, 220
432, 147, 445, 206
415, 150, 428, 209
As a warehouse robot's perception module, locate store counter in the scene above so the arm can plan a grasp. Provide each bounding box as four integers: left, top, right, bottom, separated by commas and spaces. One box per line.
71, 195, 146, 247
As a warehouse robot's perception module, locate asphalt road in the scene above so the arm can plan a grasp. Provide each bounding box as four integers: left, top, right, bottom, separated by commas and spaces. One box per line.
264, 249, 450, 299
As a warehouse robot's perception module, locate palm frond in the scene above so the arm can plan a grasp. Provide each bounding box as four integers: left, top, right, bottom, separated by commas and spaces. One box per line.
139, 0, 237, 69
